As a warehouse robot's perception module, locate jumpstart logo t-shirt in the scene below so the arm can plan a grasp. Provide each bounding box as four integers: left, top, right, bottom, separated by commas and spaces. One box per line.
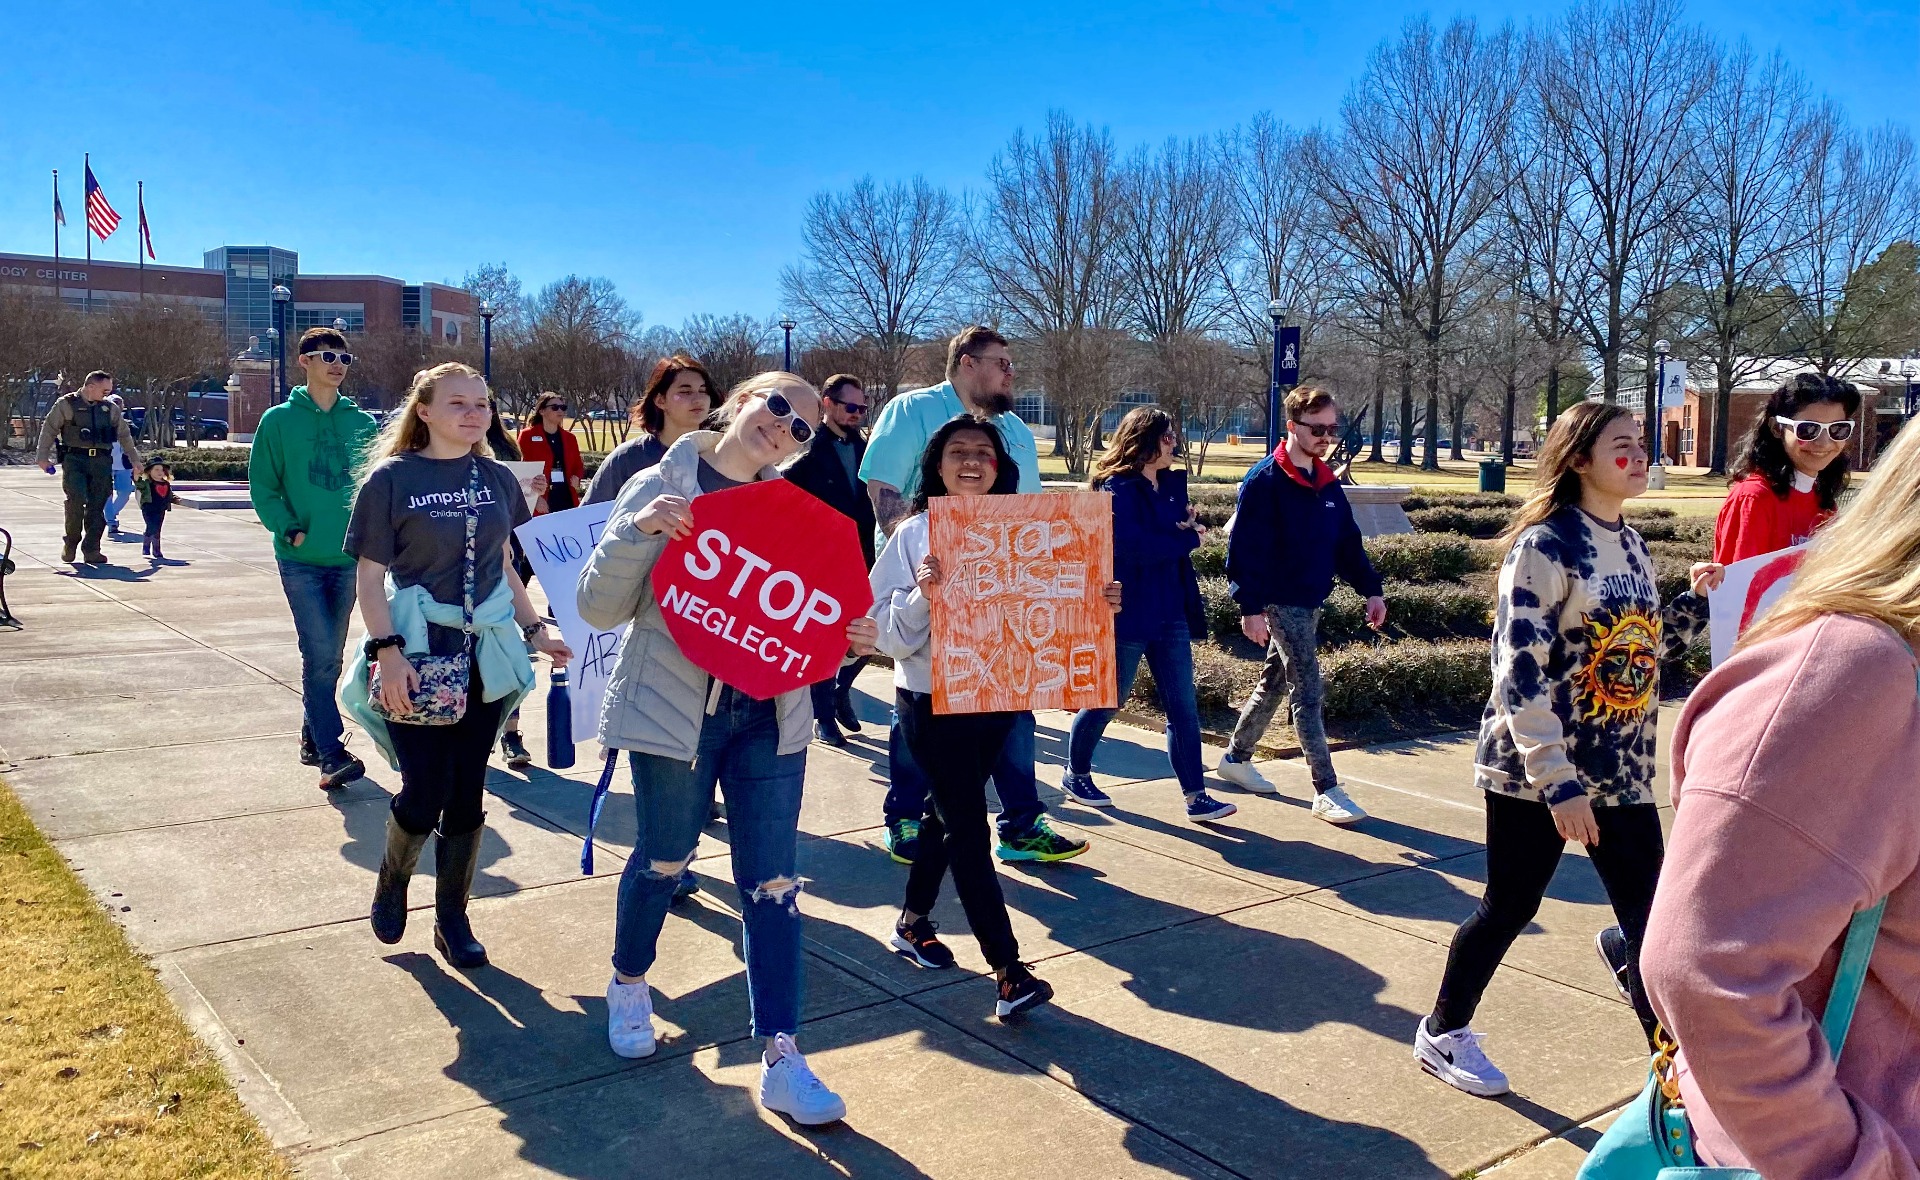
346, 452, 532, 653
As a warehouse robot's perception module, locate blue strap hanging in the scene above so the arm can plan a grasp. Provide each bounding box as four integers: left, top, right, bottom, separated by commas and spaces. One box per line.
581, 747, 620, 875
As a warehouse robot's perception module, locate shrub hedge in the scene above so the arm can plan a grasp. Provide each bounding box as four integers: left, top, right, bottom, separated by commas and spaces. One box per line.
1321, 582, 1491, 645
146, 448, 251, 480
1408, 505, 1511, 538
1400, 491, 1520, 512
1173, 637, 1492, 720
1363, 532, 1486, 583
1192, 536, 1227, 579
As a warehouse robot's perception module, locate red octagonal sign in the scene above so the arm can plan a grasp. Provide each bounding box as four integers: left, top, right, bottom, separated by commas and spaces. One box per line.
650, 479, 875, 701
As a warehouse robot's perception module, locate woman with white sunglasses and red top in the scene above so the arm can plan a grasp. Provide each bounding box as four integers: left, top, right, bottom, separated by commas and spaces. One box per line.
1713, 374, 1861, 565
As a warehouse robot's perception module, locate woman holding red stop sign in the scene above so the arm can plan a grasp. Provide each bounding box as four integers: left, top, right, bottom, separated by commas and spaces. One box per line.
578, 371, 877, 1127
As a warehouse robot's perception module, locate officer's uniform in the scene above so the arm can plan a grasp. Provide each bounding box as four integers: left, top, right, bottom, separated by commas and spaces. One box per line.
35, 393, 142, 560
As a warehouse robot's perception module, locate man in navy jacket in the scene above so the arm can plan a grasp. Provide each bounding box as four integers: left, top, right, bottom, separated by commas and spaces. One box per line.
1219, 386, 1386, 824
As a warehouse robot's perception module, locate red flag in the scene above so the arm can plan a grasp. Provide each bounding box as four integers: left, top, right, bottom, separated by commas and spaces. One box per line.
138, 185, 155, 260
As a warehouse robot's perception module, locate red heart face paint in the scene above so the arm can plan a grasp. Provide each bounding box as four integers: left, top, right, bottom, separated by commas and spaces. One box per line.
1615, 457, 1630, 469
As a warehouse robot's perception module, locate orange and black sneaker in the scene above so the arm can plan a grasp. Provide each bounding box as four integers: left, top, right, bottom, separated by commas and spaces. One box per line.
889, 916, 955, 970
995, 962, 1054, 1020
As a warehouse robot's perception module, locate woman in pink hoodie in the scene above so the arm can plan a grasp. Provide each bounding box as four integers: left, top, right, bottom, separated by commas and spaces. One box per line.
1642, 415, 1920, 1179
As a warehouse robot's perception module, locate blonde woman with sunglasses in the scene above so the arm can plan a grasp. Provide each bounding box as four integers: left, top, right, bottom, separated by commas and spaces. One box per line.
578, 372, 878, 1125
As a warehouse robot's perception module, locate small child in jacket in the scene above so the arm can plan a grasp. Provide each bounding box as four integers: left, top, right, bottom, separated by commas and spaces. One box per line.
136, 460, 173, 561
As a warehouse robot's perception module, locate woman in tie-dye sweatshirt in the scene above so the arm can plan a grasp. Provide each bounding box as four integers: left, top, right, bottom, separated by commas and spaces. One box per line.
1413, 402, 1721, 1099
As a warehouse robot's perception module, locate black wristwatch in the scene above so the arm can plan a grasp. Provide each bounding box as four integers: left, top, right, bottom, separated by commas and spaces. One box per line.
364, 634, 405, 660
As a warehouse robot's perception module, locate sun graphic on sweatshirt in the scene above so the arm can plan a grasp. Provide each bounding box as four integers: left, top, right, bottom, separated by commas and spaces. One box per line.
1576, 609, 1661, 723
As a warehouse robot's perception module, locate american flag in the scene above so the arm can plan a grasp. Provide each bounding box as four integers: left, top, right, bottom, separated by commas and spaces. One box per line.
85, 163, 120, 240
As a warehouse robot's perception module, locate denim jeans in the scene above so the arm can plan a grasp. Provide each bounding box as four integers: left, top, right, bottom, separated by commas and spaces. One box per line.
277, 559, 357, 762
1067, 619, 1205, 796
884, 707, 1042, 838
612, 686, 806, 1039
808, 655, 869, 724
105, 466, 134, 526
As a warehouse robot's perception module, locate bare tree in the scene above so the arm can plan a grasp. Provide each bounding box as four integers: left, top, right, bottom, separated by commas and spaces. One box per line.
0, 290, 83, 443
1308, 16, 1522, 470
1502, 41, 1587, 432
1780, 111, 1920, 375
678, 313, 775, 394
977, 111, 1127, 476
460, 263, 527, 335
1541, 0, 1712, 403
1114, 136, 1235, 432
780, 176, 966, 404
1221, 113, 1339, 440
95, 303, 231, 446
515, 276, 638, 450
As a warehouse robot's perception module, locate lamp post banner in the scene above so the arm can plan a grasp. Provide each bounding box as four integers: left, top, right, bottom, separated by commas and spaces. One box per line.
1277, 325, 1302, 386
649, 479, 873, 701
515, 500, 626, 734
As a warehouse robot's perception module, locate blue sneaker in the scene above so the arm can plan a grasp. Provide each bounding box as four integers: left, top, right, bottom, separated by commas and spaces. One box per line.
1184, 791, 1238, 822
1060, 772, 1113, 808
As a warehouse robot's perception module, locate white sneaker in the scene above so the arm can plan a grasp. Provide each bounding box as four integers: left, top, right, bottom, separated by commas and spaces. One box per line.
606, 976, 656, 1059
758, 1033, 847, 1125
1414, 1019, 1510, 1097
1215, 754, 1277, 793
1312, 785, 1367, 825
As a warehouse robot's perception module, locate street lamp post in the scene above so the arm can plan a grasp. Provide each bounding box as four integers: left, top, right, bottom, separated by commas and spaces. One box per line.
1265, 299, 1287, 452
271, 283, 292, 401
1903, 355, 1918, 420
479, 299, 496, 383
266, 328, 281, 405
1648, 338, 1671, 490
778, 316, 797, 372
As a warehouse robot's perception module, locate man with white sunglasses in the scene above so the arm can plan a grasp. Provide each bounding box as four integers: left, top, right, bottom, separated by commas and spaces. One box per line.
249, 327, 381, 790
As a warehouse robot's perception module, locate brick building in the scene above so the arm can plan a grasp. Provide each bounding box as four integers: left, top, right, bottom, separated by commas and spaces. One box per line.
1619, 357, 1919, 472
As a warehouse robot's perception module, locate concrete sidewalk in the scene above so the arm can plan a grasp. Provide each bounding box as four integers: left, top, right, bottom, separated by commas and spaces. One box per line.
0, 466, 1643, 1179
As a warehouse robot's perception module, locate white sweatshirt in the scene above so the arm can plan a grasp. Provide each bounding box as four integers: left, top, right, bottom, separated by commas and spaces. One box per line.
869, 513, 935, 694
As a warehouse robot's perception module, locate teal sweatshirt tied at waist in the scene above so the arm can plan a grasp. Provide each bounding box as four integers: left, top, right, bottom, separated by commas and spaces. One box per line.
340, 578, 534, 770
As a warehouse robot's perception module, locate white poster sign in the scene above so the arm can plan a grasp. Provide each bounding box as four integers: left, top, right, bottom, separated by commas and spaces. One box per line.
1706, 543, 1806, 667
515, 501, 627, 736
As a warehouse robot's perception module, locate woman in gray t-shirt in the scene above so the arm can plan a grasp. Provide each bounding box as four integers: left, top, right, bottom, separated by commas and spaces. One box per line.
345, 362, 572, 972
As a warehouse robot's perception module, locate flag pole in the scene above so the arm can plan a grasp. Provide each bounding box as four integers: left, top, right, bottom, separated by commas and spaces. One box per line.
84, 153, 92, 314
138, 181, 145, 298
52, 169, 61, 305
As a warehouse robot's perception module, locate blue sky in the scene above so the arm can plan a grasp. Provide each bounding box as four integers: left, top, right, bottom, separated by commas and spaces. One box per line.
3, 0, 1913, 329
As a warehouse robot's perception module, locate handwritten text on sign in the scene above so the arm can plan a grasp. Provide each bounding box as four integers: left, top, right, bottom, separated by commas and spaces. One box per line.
514, 501, 627, 735
651, 479, 873, 701
929, 492, 1115, 715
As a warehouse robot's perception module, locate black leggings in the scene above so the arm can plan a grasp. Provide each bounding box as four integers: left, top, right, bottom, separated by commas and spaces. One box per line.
388, 682, 506, 838
898, 690, 1021, 971
1433, 791, 1664, 1045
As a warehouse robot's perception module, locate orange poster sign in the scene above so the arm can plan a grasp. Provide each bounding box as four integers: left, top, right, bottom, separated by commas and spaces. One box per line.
928, 492, 1116, 715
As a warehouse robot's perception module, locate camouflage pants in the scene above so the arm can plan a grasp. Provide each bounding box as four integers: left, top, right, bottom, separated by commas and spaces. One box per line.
1226, 605, 1336, 792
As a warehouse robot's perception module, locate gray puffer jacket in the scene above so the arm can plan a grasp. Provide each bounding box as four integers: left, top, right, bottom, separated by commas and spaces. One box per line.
578, 431, 814, 760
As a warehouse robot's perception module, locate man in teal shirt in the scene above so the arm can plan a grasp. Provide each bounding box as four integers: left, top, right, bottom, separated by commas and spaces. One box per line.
249, 327, 381, 789
858, 326, 1084, 867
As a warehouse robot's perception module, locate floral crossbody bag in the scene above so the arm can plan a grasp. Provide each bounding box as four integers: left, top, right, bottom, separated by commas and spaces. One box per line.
368, 458, 479, 725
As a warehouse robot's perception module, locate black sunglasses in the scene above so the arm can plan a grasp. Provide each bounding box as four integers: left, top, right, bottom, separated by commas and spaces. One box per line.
765, 392, 813, 443
301, 349, 354, 367
542, 403, 569, 414
1292, 421, 1338, 438
831, 398, 869, 415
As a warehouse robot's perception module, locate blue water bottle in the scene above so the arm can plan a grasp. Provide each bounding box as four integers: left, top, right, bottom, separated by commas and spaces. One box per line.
546, 667, 576, 769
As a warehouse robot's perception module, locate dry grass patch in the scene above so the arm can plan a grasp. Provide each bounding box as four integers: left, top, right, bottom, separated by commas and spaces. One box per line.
0, 777, 293, 1179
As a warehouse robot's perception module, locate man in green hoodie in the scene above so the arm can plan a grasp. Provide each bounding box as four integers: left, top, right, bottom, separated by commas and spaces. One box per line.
249, 327, 380, 789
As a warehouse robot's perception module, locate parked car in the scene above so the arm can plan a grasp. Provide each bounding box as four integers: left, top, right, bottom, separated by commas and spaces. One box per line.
127, 407, 229, 441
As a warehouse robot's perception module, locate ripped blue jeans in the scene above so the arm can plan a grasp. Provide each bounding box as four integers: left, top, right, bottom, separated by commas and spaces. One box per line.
611, 685, 806, 1038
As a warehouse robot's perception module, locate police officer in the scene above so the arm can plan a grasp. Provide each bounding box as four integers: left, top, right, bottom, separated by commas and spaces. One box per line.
36, 371, 143, 565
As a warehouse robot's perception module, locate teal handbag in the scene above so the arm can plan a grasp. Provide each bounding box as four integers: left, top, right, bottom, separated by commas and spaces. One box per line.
1577, 896, 1887, 1180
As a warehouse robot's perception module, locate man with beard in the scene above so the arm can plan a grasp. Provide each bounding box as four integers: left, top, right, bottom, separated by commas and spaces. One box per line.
857, 326, 1087, 867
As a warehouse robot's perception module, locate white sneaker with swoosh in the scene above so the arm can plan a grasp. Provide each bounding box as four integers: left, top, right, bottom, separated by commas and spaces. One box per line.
1415, 1019, 1510, 1097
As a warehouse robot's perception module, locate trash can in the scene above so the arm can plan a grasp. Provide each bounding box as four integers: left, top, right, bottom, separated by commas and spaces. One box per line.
1478, 459, 1507, 493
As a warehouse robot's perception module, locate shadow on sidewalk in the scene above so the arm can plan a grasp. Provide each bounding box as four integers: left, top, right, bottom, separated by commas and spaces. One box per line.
389, 932, 934, 1179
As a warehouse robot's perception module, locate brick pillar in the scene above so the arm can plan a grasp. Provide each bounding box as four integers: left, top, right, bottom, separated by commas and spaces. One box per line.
229, 355, 274, 441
